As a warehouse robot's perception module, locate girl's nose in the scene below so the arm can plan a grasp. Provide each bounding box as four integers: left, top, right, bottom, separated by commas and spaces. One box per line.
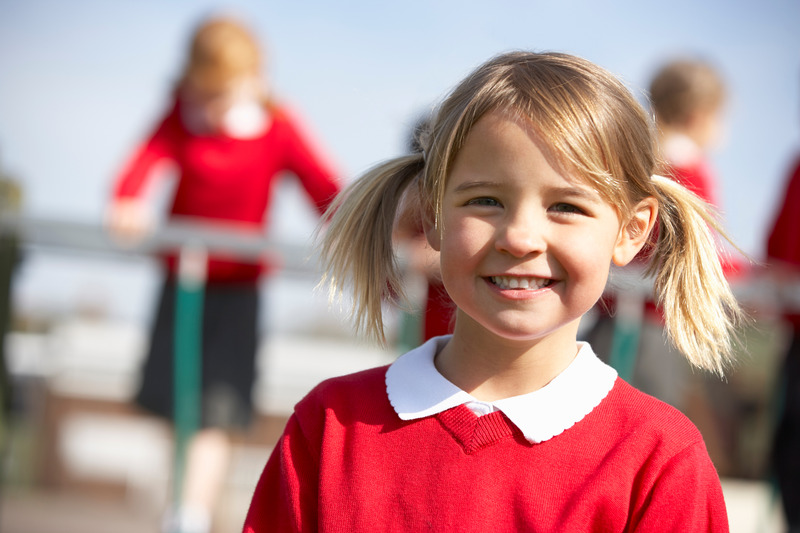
495, 212, 546, 258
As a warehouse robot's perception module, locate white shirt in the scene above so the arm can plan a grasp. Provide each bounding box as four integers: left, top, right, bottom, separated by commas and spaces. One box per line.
385, 336, 618, 444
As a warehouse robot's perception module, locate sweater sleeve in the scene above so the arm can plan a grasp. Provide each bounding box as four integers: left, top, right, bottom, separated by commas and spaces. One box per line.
278, 109, 341, 214
767, 159, 800, 265
243, 414, 319, 533
629, 440, 729, 532
111, 106, 180, 200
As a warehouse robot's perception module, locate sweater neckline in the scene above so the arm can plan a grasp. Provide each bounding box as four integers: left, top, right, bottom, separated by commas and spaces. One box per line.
436, 405, 519, 454
385, 336, 618, 444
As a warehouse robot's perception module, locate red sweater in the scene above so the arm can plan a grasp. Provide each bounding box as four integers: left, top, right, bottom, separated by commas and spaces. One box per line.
670, 157, 718, 207
244, 367, 728, 532
767, 157, 800, 267
669, 157, 742, 278
112, 100, 340, 282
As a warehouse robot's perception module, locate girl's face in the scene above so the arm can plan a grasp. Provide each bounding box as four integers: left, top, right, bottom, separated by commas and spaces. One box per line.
427, 109, 650, 348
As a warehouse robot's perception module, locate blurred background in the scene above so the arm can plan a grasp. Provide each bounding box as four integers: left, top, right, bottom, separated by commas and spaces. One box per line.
0, 0, 798, 532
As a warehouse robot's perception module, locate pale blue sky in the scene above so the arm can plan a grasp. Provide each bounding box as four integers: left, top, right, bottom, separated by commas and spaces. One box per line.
1, 0, 798, 256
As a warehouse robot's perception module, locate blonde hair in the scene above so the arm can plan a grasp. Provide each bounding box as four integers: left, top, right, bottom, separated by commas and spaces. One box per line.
321, 51, 743, 374
179, 16, 264, 97
649, 58, 726, 127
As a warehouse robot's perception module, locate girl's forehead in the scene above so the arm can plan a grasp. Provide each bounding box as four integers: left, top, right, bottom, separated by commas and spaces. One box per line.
461, 109, 568, 163
434, 104, 631, 205
448, 110, 587, 184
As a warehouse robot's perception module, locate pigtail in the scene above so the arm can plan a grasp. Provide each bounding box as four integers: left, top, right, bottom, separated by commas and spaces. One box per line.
318, 154, 426, 344
647, 175, 745, 375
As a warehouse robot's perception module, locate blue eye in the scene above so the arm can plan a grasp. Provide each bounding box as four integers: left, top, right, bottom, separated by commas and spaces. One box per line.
466, 197, 501, 207
550, 203, 584, 214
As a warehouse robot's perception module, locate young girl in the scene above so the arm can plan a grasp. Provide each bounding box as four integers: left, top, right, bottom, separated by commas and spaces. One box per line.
243, 51, 742, 532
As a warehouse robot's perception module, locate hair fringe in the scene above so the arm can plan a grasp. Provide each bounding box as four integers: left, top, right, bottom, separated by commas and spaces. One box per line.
647, 175, 746, 375
316, 154, 425, 344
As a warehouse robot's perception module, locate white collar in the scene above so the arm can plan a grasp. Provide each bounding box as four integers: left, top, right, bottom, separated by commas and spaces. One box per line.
385, 336, 618, 444
662, 132, 702, 167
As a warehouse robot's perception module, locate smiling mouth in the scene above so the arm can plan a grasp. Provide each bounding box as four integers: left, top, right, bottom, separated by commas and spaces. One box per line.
489, 276, 555, 290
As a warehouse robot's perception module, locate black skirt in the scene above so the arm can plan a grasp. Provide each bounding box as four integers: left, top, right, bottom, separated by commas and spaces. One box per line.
135, 277, 259, 430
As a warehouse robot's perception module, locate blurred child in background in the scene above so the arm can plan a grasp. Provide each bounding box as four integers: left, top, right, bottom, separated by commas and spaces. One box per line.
637, 57, 741, 405
645, 59, 745, 473
650, 58, 727, 211
584, 57, 741, 415
107, 15, 340, 533
393, 113, 453, 345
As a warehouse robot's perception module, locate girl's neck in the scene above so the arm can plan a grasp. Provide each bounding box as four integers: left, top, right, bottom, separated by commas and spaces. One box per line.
434, 314, 581, 402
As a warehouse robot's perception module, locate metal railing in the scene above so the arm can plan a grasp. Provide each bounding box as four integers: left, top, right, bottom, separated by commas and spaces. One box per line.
0, 212, 316, 269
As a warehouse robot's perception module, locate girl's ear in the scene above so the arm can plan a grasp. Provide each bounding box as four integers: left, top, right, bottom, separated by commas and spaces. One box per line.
612, 197, 659, 267
423, 210, 441, 252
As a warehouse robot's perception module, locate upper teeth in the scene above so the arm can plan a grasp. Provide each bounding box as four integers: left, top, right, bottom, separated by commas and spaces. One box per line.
491, 276, 550, 289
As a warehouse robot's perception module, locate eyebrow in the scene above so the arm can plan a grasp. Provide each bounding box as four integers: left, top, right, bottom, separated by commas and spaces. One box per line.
548, 186, 604, 203
452, 180, 500, 193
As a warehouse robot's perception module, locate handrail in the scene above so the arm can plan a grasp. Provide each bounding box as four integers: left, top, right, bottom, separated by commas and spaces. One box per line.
0, 212, 318, 272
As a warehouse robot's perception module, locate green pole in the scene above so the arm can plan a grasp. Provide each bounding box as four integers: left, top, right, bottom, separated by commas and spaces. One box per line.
607, 291, 644, 383
396, 308, 423, 355
172, 243, 207, 527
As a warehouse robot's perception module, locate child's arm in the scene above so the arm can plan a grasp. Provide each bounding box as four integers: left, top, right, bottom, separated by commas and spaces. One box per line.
278, 107, 342, 216
243, 415, 319, 533
112, 107, 180, 201
629, 440, 729, 532
107, 107, 180, 243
